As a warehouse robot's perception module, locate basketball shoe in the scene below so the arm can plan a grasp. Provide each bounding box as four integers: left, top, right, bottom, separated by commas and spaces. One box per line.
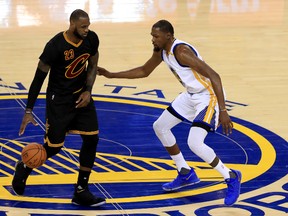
12, 160, 33, 195
162, 168, 200, 191
224, 169, 242, 206
72, 185, 106, 207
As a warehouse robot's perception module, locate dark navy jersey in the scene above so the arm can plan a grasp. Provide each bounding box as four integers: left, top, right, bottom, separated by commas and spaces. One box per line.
39, 30, 99, 95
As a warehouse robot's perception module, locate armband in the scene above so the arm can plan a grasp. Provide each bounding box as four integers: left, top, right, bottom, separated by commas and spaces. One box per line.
26, 68, 48, 110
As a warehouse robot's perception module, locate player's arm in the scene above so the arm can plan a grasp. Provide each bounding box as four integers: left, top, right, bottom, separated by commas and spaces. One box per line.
174, 45, 233, 135
86, 51, 98, 93
19, 60, 49, 135
75, 51, 99, 108
98, 51, 162, 79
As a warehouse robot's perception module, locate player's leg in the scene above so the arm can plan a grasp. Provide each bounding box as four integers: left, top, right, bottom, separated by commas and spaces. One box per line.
69, 97, 105, 207
12, 161, 33, 195
71, 134, 105, 207
12, 92, 69, 195
188, 93, 241, 206
12, 125, 66, 195
153, 92, 200, 191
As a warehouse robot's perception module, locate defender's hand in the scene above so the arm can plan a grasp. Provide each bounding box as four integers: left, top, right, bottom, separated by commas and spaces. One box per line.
219, 110, 233, 136
97, 67, 111, 78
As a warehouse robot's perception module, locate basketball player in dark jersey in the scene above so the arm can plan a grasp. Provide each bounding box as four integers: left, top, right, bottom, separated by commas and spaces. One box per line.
12, 9, 106, 207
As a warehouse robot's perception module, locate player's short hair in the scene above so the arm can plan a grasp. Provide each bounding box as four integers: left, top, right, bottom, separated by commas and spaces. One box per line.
152, 20, 174, 35
70, 9, 89, 22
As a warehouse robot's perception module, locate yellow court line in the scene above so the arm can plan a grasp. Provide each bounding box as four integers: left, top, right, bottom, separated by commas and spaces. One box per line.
120, 158, 148, 171
63, 148, 115, 172
0, 95, 277, 204
0, 161, 13, 176
97, 155, 131, 172
144, 161, 166, 171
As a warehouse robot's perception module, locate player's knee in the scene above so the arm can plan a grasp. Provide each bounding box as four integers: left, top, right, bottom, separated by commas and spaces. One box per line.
153, 119, 176, 147
188, 138, 201, 154
43, 143, 62, 158
81, 134, 99, 145
153, 118, 167, 135
187, 127, 205, 154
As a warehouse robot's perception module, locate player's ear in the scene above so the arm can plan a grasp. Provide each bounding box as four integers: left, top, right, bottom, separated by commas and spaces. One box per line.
166, 33, 171, 40
70, 20, 76, 28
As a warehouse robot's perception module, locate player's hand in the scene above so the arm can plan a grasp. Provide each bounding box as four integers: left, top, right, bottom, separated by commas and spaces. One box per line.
97, 67, 111, 78
218, 110, 233, 136
19, 113, 38, 136
76, 91, 91, 108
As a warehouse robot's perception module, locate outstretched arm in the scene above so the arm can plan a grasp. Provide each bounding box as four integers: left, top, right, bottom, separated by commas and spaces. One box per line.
98, 51, 162, 79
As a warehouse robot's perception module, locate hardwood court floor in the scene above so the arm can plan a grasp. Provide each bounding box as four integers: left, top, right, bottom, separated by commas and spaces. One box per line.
0, 0, 287, 216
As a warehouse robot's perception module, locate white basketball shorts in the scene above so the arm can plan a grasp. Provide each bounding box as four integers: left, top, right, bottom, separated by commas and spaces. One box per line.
169, 91, 219, 131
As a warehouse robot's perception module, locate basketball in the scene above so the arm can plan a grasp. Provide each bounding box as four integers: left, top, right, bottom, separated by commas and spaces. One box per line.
21, 143, 47, 168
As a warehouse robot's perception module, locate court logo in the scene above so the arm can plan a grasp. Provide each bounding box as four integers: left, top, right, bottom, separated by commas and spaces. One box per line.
0, 92, 287, 215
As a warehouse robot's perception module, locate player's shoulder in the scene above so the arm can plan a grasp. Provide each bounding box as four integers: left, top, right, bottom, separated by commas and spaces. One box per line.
48, 31, 65, 44
87, 30, 99, 40
51, 31, 65, 40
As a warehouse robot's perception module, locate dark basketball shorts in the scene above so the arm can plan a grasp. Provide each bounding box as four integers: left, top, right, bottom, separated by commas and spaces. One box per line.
44, 91, 99, 147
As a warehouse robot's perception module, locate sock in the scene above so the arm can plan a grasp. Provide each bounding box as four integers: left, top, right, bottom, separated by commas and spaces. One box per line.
179, 167, 191, 175
76, 170, 91, 189
171, 152, 190, 172
229, 170, 236, 179
213, 160, 231, 179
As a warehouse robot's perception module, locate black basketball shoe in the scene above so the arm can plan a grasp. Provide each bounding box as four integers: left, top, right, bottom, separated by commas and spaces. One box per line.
12, 160, 33, 195
72, 185, 106, 207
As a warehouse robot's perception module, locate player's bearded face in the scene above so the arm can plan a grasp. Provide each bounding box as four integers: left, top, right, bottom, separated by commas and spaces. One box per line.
73, 18, 90, 39
73, 28, 84, 39
151, 28, 165, 52
153, 46, 161, 52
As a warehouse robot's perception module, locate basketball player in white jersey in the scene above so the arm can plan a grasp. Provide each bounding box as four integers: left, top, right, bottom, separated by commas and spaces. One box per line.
98, 19, 241, 206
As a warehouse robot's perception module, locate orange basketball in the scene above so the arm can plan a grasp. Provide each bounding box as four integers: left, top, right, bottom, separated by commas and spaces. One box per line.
21, 143, 47, 168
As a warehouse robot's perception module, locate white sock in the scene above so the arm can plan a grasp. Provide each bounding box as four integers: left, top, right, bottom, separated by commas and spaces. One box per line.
214, 160, 231, 179
171, 152, 190, 172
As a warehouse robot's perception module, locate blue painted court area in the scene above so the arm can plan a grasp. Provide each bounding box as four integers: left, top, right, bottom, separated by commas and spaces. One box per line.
0, 94, 287, 214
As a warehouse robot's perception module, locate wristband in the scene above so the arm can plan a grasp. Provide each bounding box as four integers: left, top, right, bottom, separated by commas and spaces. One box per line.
220, 108, 227, 112
85, 85, 92, 93
25, 110, 32, 114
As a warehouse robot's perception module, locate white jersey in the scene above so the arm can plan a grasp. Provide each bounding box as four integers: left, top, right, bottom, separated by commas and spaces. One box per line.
161, 39, 214, 95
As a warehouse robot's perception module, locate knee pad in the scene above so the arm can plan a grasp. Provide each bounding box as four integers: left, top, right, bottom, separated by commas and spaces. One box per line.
188, 127, 216, 163
153, 118, 176, 147
79, 135, 99, 168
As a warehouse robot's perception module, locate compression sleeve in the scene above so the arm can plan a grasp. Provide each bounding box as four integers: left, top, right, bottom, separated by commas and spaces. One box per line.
26, 68, 48, 110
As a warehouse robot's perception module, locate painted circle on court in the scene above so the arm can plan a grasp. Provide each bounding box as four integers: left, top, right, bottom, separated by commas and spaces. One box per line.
0, 94, 286, 212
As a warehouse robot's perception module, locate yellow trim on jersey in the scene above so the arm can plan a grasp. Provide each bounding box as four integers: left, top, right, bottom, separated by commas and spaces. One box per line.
73, 87, 83, 94
192, 70, 214, 94
63, 32, 83, 47
68, 130, 99, 135
204, 94, 217, 123
44, 137, 64, 148
192, 70, 217, 123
